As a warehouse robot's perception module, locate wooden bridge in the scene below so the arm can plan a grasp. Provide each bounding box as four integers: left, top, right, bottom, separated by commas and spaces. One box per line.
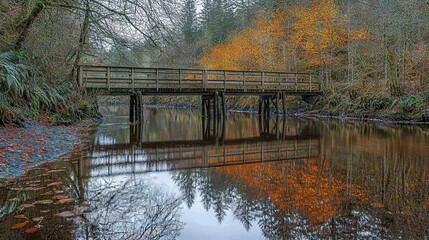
81, 134, 320, 179
79, 65, 322, 122
78, 117, 320, 178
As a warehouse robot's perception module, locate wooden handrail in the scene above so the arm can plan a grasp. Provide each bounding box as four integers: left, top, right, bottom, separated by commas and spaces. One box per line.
79, 65, 321, 94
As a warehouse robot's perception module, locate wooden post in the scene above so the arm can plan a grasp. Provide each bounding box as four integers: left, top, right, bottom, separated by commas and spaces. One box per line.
203, 70, 207, 90
223, 71, 226, 91
275, 92, 280, 114
202, 96, 206, 117
107, 67, 111, 91
243, 71, 246, 91
129, 94, 135, 123
208, 97, 212, 118
131, 68, 135, 91
282, 92, 287, 116
295, 73, 298, 92
214, 92, 218, 118
179, 69, 182, 91
261, 72, 265, 92
156, 69, 159, 92
221, 91, 226, 119
137, 92, 143, 123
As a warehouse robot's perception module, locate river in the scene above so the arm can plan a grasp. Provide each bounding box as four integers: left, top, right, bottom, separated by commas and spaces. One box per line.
1, 105, 428, 239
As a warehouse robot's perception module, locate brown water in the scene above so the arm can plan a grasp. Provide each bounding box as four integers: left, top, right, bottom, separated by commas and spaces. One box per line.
1, 105, 428, 239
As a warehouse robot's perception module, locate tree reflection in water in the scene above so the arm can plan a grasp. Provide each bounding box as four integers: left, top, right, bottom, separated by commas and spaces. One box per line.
171, 154, 429, 239
82, 176, 184, 240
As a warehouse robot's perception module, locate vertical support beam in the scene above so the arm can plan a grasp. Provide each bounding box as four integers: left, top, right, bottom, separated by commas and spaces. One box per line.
282, 92, 287, 116
258, 98, 262, 115
179, 69, 182, 91
221, 91, 226, 120
261, 72, 265, 92
107, 67, 111, 91
276, 92, 280, 115
156, 68, 159, 92
223, 71, 226, 91
202, 96, 206, 118
137, 92, 143, 123
208, 96, 212, 118
203, 70, 207, 90
214, 92, 218, 118
242, 71, 246, 92
129, 94, 136, 123
131, 68, 135, 92
295, 73, 298, 92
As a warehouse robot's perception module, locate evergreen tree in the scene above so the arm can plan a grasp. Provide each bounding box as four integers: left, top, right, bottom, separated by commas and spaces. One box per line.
180, 0, 198, 44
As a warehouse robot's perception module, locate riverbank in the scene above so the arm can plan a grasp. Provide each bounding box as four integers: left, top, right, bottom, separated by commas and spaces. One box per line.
0, 119, 97, 180
137, 102, 429, 126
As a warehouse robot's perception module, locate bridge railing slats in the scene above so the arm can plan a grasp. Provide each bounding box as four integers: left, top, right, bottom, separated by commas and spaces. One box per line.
80, 65, 321, 94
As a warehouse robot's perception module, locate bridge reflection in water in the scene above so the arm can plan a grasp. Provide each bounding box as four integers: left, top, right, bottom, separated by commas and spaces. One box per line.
80, 116, 321, 178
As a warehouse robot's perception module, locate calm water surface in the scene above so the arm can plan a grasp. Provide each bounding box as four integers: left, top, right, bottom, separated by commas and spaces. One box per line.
1, 105, 428, 239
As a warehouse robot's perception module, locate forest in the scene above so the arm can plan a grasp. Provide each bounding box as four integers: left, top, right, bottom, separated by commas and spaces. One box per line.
0, 0, 428, 124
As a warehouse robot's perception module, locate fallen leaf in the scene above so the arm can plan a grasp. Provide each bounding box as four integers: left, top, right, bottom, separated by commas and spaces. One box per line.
40, 191, 53, 196
40, 210, 50, 213
32, 216, 44, 222
33, 200, 53, 205
24, 224, 42, 234
55, 211, 75, 218
14, 214, 26, 219
17, 204, 35, 209
11, 220, 30, 229
47, 169, 66, 174
52, 195, 68, 200
47, 182, 62, 187
58, 198, 74, 204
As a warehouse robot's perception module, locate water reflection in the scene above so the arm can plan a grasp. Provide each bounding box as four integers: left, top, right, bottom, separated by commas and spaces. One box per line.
85, 106, 428, 239
1, 105, 428, 239
84, 115, 320, 178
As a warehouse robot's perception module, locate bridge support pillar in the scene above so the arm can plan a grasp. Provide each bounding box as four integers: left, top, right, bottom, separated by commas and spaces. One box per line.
258, 95, 271, 117
129, 92, 143, 123
258, 93, 286, 116
202, 92, 226, 120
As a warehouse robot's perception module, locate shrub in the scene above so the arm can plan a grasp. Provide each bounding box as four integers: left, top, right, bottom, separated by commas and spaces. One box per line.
400, 95, 422, 113
360, 93, 392, 111
0, 51, 95, 125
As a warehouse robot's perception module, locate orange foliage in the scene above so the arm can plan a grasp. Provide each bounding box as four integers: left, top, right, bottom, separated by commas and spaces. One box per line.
217, 159, 362, 225
199, 0, 368, 72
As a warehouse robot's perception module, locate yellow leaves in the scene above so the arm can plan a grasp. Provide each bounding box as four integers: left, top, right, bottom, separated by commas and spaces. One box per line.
199, 0, 368, 71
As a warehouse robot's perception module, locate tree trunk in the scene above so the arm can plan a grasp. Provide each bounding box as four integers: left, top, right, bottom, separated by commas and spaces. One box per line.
70, 0, 90, 86
14, 2, 44, 51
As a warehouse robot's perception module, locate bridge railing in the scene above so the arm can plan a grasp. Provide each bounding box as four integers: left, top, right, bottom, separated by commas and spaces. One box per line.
79, 65, 321, 93
82, 138, 320, 177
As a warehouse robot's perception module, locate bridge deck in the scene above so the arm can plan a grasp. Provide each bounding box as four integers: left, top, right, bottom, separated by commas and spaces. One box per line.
79, 65, 321, 95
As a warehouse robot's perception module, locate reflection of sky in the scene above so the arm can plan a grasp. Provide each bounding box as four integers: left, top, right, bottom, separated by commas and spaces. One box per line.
149, 172, 263, 240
